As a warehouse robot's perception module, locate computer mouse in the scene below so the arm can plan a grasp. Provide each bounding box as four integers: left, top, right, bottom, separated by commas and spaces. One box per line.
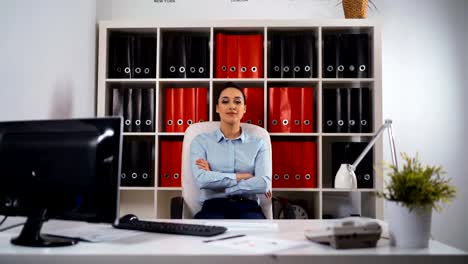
119, 214, 139, 224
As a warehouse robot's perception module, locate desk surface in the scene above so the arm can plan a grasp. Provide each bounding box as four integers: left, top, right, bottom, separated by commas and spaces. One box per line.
0, 217, 465, 264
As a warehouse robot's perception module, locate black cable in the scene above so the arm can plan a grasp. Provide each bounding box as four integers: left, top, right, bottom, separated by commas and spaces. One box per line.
0, 216, 7, 226
0, 215, 48, 232
0, 222, 26, 232
0, 216, 26, 232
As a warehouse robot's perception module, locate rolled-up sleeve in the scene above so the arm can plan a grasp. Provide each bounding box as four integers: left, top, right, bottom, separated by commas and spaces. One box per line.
190, 136, 237, 190
225, 139, 271, 195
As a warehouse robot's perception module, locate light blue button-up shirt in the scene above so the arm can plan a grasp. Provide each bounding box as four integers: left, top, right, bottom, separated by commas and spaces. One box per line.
190, 128, 271, 205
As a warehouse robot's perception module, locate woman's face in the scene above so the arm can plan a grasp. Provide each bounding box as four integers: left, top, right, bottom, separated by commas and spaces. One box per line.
216, 87, 246, 126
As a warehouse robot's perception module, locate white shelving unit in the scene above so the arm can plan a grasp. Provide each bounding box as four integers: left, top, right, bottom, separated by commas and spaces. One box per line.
97, 19, 382, 220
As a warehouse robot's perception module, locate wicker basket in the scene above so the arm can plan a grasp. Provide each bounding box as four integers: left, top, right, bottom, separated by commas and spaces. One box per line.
342, 0, 368, 19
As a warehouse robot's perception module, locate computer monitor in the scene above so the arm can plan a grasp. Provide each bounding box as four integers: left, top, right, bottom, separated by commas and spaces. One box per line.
0, 117, 122, 247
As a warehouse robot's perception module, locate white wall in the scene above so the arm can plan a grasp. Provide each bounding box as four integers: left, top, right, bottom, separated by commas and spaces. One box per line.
378, 0, 468, 252
1, 0, 465, 251
96, 0, 468, 251
97, 0, 340, 20
0, 0, 96, 120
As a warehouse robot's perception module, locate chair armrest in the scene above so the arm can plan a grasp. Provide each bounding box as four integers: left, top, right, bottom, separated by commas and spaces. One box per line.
170, 196, 184, 219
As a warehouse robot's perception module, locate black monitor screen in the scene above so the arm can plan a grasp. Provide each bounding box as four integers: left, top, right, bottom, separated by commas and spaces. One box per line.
0, 117, 122, 247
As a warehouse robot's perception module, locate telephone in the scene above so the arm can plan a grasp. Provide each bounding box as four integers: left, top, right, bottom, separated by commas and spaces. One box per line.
304, 217, 382, 249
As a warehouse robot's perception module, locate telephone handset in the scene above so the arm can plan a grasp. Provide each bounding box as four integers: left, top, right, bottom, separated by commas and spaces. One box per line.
304, 217, 382, 249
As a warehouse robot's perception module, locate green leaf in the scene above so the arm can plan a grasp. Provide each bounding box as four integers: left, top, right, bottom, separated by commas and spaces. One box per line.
375, 153, 456, 212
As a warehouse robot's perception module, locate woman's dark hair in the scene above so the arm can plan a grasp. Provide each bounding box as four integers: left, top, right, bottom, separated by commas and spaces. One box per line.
217, 82, 246, 105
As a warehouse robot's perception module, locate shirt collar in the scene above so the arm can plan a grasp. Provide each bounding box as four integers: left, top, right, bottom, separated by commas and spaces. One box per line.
216, 128, 246, 143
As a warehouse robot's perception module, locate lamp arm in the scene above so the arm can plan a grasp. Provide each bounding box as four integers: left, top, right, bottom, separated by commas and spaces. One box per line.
387, 122, 398, 169
351, 119, 397, 169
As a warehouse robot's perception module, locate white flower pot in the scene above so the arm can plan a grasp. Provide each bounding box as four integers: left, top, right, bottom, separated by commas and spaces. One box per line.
386, 200, 432, 248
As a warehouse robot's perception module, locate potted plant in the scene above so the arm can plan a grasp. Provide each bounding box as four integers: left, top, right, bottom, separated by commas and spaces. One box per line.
377, 153, 456, 248
341, 0, 377, 18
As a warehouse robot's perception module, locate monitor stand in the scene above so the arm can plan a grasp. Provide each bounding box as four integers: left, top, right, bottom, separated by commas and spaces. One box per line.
11, 209, 78, 247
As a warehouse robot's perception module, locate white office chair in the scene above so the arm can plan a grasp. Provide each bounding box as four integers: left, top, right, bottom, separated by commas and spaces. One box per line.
180, 121, 273, 219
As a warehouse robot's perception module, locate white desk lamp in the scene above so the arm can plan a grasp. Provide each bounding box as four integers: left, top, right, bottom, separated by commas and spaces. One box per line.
334, 119, 398, 188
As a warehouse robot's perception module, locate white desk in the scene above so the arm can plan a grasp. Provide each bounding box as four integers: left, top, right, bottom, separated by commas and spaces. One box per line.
0, 218, 465, 264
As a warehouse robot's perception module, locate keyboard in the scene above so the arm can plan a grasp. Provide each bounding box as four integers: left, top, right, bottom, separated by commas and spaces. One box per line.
114, 220, 227, 237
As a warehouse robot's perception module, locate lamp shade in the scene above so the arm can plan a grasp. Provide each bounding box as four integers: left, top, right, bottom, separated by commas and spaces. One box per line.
334, 164, 357, 188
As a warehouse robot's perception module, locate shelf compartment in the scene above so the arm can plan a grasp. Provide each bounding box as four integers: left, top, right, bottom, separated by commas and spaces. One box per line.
107, 30, 157, 79
119, 189, 155, 219
271, 136, 318, 190
214, 28, 265, 79
321, 136, 375, 189
211, 82, 265, 126
322, 83, 374, 134
156, 189, 182, 219
106, 78, 157, 83
321, 27, 374, 79
159, 29, 210, 79
158, 83, 209, 133
97, 21, 381, 221
158, 136, 184, 188
121, 135, 155, 188
272, 190, 319, 219
267, 28, 319, 79
322, 191, 376, 219
106, 84, 156, 133
267, 85, 318, 133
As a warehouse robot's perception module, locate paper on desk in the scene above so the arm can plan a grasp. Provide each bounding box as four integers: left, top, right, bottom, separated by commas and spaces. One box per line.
204, 221, 279, 232
45, 225, 142, 242
209, 235, 308, 254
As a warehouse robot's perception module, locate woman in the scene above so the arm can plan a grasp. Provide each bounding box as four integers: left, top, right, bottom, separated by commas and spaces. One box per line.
190, 82, 272, 219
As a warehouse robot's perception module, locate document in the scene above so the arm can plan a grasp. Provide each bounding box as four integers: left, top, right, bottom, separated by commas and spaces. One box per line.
45, 225, 141, 243
226, 34, 239, 78
282, 33, 293, 78
289, 87, 302, 132
246, 34, 264, 78
141, 88, 155, 132
323, 88, 336, 132
108, 34, 120, 78
138, 140, 154, 187
123, 88, 133, 132
184, 88, 197, 130
271, 141, 284, 188
215, 33, 227, 78
301, 141, 317, 188
301, 32, 315, 78
204, 221, 279, 232
111, 87, 123, 117
132, 88, 142, 132
269, 31, 282, 78
165, 88, 175, 132
133, 35, 143, 78
323, 33, 339, 78
141, 35, 156, 78
238, 35, 250, 79
159, 139, 183, 187
197, 36, 209, 78
207, 235, 308, 254
359, 87, 372, 133
122, 34, 134, 79
355, 33, 370, 78
128, 139, 141, 186
300, 87, 314, 132
121, 139, 130, 186
268, 87, 281, 132
195, 87, 208, 123
241, 87, 263, 126
173, 88, 185, 132
350, 88, 360, 133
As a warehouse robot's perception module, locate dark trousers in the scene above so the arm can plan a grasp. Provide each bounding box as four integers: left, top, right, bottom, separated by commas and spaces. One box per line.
194, 197, 266, 219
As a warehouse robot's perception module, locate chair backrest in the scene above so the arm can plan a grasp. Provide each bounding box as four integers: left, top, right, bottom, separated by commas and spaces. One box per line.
181, 121, 273, 219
